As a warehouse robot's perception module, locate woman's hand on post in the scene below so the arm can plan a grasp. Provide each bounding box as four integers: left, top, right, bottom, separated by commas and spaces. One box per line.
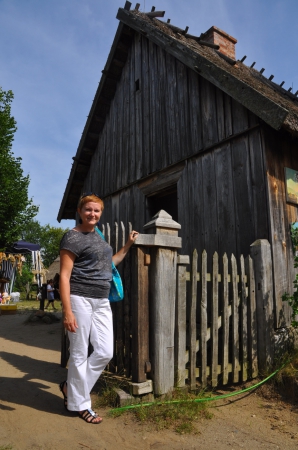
63, 312, 78, 333
128, 230, 139, 246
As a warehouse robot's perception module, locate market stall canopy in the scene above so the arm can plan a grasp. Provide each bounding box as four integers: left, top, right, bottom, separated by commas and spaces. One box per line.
8, 240, 41, 254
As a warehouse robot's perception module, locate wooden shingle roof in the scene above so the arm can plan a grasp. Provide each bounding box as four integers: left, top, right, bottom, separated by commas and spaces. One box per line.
58, 1, 298, 221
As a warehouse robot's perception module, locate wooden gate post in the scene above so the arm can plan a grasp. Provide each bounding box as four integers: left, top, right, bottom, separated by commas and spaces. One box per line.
136, 210, 182, 395
250, 239, 274, 371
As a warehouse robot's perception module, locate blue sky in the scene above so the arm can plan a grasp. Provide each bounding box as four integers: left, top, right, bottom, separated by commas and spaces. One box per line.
0, 0, 297, 228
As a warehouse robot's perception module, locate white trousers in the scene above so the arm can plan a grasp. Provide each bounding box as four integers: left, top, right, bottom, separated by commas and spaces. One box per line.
67, 295, 113, 411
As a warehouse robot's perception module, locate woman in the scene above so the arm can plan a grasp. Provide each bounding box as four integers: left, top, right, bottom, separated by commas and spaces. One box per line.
59, 193, 138, 424
45, 279, 57, 310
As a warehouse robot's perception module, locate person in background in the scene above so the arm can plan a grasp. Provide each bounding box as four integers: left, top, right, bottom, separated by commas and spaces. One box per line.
59, 193, 138, 424
45, 279, 57, 310
36, 287, 42, 302
53, 273, 60, 301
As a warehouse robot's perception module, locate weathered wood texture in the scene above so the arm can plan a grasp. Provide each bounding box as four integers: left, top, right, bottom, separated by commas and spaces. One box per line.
250, 239, 274, 371
177, 248, 258, 388
82, 31, 292, 329
131, 246, 150, 382
262, 127, 298, 327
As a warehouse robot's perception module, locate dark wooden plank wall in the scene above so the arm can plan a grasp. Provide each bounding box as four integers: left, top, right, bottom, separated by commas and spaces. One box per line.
262, 127, 298, 327
83, 29, 270, 281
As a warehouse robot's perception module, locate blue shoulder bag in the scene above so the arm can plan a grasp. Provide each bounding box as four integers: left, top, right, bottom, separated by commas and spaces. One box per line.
95, 227, 124, 302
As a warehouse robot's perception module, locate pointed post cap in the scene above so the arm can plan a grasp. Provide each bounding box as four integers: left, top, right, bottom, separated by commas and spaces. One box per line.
143, 210, 181, 235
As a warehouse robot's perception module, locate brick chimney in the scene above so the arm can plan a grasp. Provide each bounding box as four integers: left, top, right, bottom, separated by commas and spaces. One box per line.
200, 26, 237, 60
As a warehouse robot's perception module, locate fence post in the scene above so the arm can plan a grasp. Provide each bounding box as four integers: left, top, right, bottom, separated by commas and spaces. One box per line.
136, 210, 182, 395
250, 239, 274, 371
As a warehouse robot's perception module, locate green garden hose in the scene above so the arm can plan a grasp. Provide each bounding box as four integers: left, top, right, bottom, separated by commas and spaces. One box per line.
110, 363, 287, 413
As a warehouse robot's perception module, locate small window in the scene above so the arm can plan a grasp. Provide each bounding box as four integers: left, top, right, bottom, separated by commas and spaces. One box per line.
146, 186, 178, 222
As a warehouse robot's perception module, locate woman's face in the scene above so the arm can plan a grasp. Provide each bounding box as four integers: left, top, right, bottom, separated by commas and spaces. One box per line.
78, 201, 102, 227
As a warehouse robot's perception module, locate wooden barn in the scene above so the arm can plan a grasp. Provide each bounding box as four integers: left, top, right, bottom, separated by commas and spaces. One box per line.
58, 1, 298, 340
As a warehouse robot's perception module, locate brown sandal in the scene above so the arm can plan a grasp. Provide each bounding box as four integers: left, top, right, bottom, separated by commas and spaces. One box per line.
79, 408, 103, 424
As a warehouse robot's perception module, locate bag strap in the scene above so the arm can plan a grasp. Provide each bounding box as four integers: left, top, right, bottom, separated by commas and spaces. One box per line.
95, 226, 105, 241
95, 227, 116, 270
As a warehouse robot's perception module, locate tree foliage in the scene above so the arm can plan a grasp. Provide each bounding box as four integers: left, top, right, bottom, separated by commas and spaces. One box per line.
14, 261, 34, 299
0, 87, 38, 250
22, 219, 68, 268
282, 224, 298, 327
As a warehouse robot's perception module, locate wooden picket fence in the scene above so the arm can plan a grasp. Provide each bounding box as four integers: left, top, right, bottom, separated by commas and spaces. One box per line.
61, 219, 260, 391
176, 250, 258, 390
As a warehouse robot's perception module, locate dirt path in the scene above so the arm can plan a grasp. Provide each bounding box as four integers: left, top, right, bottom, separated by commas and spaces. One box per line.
0, 312, 298, 450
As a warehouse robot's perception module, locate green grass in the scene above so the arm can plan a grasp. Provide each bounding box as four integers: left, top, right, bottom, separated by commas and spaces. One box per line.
128, 391, 213, 434
0, 445, 13, 450
95, 375, 213, 435
258, 348, 298, 402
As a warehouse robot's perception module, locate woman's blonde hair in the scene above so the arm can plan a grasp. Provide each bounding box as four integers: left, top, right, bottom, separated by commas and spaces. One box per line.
77, 193, 104, 211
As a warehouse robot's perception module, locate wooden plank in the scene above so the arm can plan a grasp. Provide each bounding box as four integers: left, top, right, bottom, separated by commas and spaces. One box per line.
250, 239, 274, 371
214, 142, 237, 257
222, 253, 229, 384
190, 249, 198, 390
116, 66, 124, 191
122, 218, 132, 377
149, 247, 177, 394
149, 39, 157, 174
200, 77, 219, 148
231, 98, 249, 134
131, 246, 150, 382
211, 252, 219, 387
240, 255, 248, 381
262, 128, 289, 327
245, 255, 258, 378
200, 250, 208, 388
224, 92, 233, 138
153, 45, 164, 172
247, 127, 269, 240
176, 59, 190, 161
231, 135, 255, 255
121, 47, 130, 186
175, 257, 188, 387
128, 37, 136, 185
165, 51, 178, 166
188, 68, 202, 153
231, 254, 239, 383
134, 32, 142, 180
141, 35, 151, 177
157, 46, 168, 168
216, 87, 225, 141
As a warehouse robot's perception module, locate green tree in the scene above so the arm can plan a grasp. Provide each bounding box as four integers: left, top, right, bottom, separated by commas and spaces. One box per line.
39, 224, 68, 268
14, 261, 34, 299
0, 87, 38, 249
22, 219, 68, 268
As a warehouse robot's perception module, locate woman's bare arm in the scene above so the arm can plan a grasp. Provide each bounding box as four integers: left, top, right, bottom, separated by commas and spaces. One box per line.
60, 249, 78, 332
112, 231, 139, 266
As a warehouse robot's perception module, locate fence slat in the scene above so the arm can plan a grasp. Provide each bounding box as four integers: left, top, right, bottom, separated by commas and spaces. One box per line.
121, 221, 125, 247
211, 252, 219, 387
240, 255, 248, 381
190, 249, 198, 390
115, 222, 119, 253
245, 255, 258, 378
200, 250, 208, 388
222, 253, 229, 385
175, 255, 189, 387
231, 254, 240, 383
106, 223, 111, 245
